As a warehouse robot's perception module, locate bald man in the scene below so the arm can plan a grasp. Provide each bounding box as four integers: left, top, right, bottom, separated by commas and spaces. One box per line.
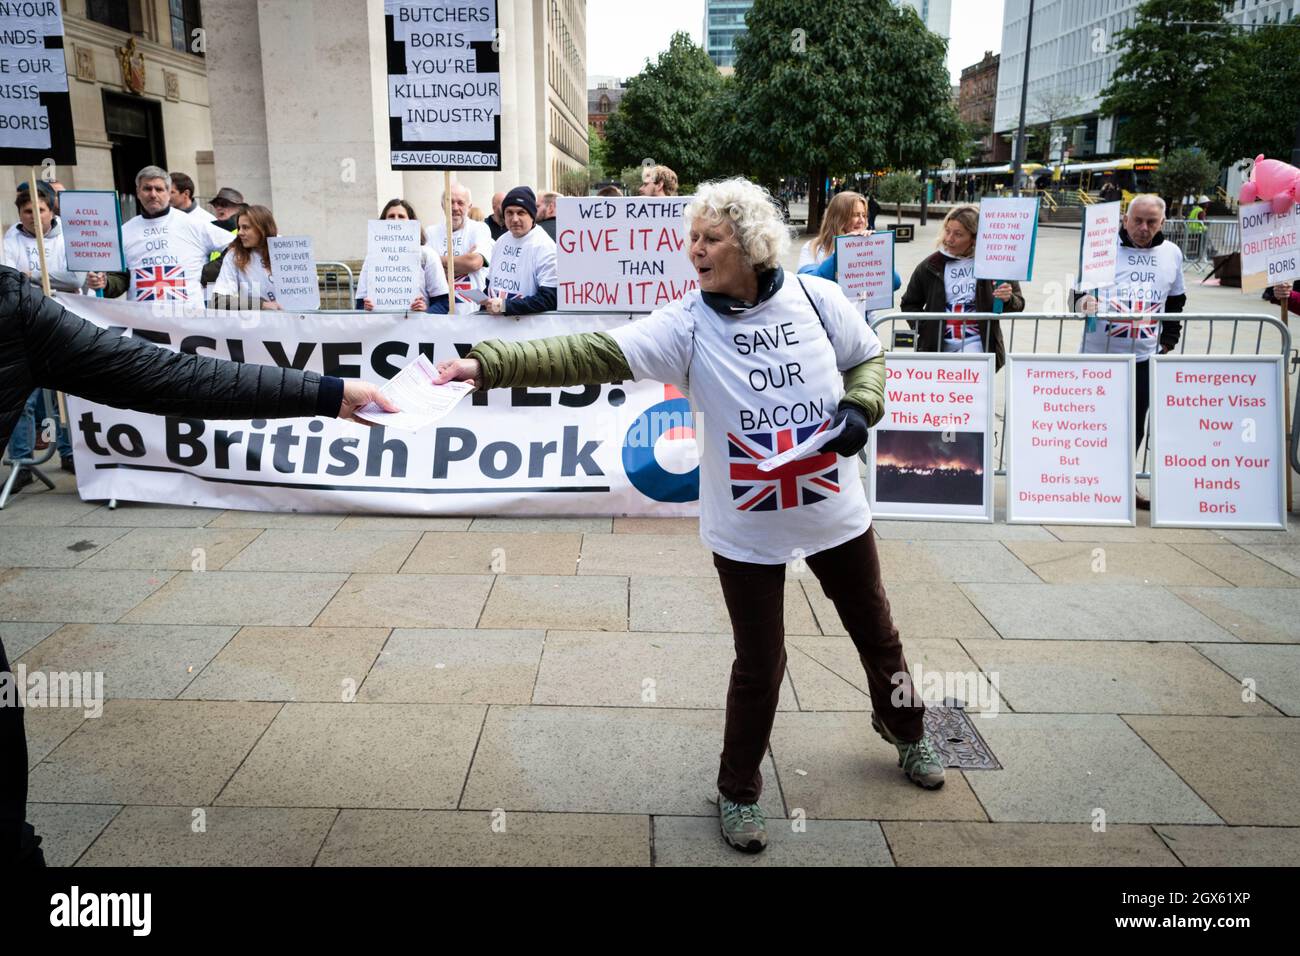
426, 182, 497, 313
486, 190, 508, 241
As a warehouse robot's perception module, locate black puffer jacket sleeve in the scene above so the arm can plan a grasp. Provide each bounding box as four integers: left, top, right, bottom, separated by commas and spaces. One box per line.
1, 267, 343, 450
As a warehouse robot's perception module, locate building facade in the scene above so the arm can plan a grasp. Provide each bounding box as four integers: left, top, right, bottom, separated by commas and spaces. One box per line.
3, 0, 214, 215
893, 0, 952, 38
958, 51, 1001, 163
588, 81, 626, 138
703, 0, 752, 68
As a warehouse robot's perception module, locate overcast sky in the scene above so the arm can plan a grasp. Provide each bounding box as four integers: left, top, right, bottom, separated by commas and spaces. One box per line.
586, 0, 1007, 85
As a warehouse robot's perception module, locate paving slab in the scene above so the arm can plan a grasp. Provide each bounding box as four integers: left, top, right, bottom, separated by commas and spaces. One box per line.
25, 803, 122, 867
0, 621, 60, 658
1191, 643, 1300, 716
402, 531, 582, 575
960, 583, 1237, 642
17, 623, 238, 700
654, 815, 894, 866
27, 699, 280, 805
532, 630, 795, 710
1153, 825, 1300, 866
577, 532, 716, 577
316, 809, 650, 866
631, 575, 814, 634
76, 806, 338, 867
1005, 541, 1230, 587
1170, 587, 1300, 644
337, 515, 472, 531
1214, 526, 1299, 545
75, 527, 262, 571
961, 714, 1222, 824
908, 541, 1039, 584
460, 705, 779, 816
959, 639, 1272, 716
1124, 716, 1300, 826
216, 702, 485, 810
222, 529, 421, 573
871, 520, 1056, 541
469, 517, 612, 534
357, 628, 543, 704
1170, 543, 1300, 588
0, 568, 174, 623
316, 573, 494, 629
206, 510, 346, 529
121, 571, 348, 626
23, 705, 86, 769
71, 503, 226, 528
882, 821, 1179, 866
480, 575, 628, 631
612, 517, 699, 535
805, 580, 999, 640
181, 626, 390, 702
767, 712, 988, 820
1240, 544, 1300, 579
1044, 524, 1224, 544
0, 526, 129, 568
0, 494, 107, 527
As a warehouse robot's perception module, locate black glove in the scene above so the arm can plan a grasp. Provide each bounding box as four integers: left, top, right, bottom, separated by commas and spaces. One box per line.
819, 402, 870, 457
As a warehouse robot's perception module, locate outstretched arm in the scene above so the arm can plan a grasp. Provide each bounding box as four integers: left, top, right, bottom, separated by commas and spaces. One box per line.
433, 331, 632, 390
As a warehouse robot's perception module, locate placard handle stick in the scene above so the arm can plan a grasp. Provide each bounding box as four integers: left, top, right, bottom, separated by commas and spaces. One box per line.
1284, 298, 1294, 512
444, 171, 456, 316
29, 167, 70, 425
992, 281, 1006, 314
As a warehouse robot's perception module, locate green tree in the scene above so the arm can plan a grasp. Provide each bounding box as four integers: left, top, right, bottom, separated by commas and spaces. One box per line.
603, 33, 724, 185
1153, 148, 1219, 214
730, 0, 962, 231
1098, 0, 1233, 157
877, 171, 921, 225
587, 123, 611, 179
1199, 23, 1300, 169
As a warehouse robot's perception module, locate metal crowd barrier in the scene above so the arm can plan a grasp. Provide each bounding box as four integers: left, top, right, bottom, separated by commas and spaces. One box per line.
1162, 219, 1239, 273
0, 388, 64, 509
868, 312, 1294, 481
316, 261, 356, 310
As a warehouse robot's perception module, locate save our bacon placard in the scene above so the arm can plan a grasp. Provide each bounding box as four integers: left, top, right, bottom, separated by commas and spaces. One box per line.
556, 196, 697, 311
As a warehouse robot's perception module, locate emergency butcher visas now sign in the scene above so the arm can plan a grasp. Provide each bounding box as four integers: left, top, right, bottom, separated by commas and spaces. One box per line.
385, 1, 501, 170
55, 296, 700, 517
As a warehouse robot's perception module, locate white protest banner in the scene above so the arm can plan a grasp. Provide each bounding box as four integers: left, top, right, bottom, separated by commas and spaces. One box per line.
267, 236, 321, 311
60, 191, 124, 271
1078, 200, 1121, 289
384, 0, 502, 170
867, 353, 994, 522
56, 295, 699, 517
835, 232, 895, 312
1006, 354, 1135, 525
555, 196, 696, 311
1150, 356, 1285, 529
975, 196, 1039, 282
1239, 200, 1299, 292
0, 1, 76, 165
366, 219, 422, 309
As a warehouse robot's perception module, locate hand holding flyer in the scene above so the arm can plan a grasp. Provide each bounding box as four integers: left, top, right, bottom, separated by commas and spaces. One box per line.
355, 355, 474, 431
756, 420, 846, 472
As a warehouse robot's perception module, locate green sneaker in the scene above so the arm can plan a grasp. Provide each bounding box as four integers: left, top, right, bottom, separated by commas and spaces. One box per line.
717, 794, 768, 853
871, 712, 946, 789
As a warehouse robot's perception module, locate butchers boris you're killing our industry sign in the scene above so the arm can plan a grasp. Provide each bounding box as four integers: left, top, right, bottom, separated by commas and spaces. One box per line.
866, 353, 995, 522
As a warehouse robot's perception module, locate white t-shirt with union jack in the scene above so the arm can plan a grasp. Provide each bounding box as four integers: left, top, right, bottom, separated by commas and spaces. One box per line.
941, 254, 983, 353
425, 219, 494, 313
1080, 239, 1184, 361
121, 207, 232, 301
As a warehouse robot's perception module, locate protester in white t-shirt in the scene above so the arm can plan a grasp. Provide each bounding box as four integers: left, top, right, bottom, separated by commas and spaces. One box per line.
119, 165, 234, 301
434, 177, 945, 854
424, 181, 494, 313
356, 198, 448, 313
483, 186, 557, 315
1074, 193, 1186, 509
2, 182, 101, 294
169, 171, 216, 223
210, 204, 282, 310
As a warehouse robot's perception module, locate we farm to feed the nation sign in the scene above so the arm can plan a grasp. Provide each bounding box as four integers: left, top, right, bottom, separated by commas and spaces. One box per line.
384, 1, 502, 170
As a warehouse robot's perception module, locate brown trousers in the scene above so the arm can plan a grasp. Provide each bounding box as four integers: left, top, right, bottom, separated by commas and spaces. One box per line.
713, 528, 924, 804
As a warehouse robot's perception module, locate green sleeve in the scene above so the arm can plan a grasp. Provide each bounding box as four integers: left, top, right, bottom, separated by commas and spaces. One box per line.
840, 352, 886, 426
469, 330, 633, 390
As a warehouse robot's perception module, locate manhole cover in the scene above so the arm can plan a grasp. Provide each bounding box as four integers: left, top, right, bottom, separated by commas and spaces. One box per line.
923, 700, 1000, 771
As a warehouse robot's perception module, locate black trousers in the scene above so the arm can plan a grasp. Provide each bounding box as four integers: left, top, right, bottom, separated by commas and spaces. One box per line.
0, 636, 43, 866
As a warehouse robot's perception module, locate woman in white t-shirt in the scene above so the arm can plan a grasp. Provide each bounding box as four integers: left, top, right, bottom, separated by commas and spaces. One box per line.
356, 198, 449, 314
432, 177, 945, 855
211, 204, 280, 310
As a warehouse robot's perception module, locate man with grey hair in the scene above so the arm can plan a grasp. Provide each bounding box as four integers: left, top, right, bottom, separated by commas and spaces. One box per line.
425, 181, 495, 313
1075, 193, 1186, 508
119, 165, 233, 301
536, 190, 559, 241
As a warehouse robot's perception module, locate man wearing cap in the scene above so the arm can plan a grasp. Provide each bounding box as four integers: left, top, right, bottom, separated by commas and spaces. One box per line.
209, 187, 245, 229
120, 166, 233, 302
483, 187, 557, 316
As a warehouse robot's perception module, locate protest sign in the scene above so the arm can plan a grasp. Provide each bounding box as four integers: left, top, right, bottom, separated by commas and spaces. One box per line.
267, 236, 321, 311
867, 353, 995, 521
1150, 356, 1286, 529
366, 219, 422, 309
555, 196, 696, 310
1239, 199, 1299, 292
60, 191, 124, 271
1078, 200, 1121, 289
835, 232, 895, 312
975, 196, 1038, 282
0, 1, 76, 165
1006, 354, 1135, 525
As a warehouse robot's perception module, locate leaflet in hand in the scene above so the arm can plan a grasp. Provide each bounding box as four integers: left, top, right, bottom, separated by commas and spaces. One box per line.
355, 355, 473, 431
460, 288, 490, 304
756, 420, 846, 472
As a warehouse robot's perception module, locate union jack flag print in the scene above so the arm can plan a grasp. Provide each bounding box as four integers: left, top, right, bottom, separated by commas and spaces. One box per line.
945, 302, 979, 340
133, 265, 187, 301
1105, 296, 1159, 339
728, 421, 840, 511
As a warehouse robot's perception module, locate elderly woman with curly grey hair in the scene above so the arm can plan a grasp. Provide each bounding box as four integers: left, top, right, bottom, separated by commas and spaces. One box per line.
433, 177, 944, 854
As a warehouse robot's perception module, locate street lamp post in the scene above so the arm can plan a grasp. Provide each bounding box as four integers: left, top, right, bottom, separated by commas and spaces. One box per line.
1011, 0, 1036, 198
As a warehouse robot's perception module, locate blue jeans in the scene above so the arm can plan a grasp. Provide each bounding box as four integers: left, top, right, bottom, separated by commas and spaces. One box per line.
5, 390, 72, 462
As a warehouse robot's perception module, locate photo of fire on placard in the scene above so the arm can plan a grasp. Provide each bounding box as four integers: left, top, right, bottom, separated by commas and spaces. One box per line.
873, 430, 984, 506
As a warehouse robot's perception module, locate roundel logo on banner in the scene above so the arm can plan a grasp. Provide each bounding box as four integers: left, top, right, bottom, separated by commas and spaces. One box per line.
622, 386, 699, 503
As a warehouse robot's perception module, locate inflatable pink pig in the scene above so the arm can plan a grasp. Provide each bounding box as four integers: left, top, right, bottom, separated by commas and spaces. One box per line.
1239, 154, 1300, 214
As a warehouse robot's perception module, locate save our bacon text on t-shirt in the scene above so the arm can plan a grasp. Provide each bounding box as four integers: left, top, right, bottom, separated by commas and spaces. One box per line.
426, 219, 495, 312
1081, 240, 1184, 360
942, 254, 983, 352
121, 207, 233, 301
487, 227, 557, 300
609, 273, 879, 564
